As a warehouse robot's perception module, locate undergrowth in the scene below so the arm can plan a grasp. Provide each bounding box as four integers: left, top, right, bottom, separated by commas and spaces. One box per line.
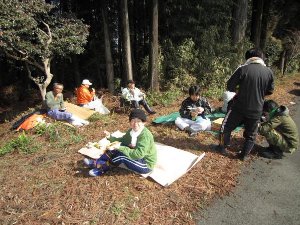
0, 132, 40, 155
0, 122, 85, 156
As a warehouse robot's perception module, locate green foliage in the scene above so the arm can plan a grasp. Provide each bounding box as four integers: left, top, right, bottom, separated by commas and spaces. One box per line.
0, 0, 89, 59
146, 86, 182, 106
88, 113, 105, 122
161, 38, 199, 89
265, 37, 283, 68
33, 122, 84, 148
139, 47, 165, 88
110, 202, 125, 216
0, 132, 40, 156
0, 0, 89, 97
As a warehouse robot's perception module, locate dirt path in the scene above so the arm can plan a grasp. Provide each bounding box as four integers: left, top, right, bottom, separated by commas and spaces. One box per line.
198, 95, 300, 225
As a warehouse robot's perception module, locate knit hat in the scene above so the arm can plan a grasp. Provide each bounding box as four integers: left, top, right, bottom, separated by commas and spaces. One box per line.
129, 109, 147, 122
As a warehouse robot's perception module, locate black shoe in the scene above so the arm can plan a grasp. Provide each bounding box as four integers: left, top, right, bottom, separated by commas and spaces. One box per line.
260, 147, 283, 159
236, 152, 246, 161
149, 111, 156, 115
213, 144, 229, 156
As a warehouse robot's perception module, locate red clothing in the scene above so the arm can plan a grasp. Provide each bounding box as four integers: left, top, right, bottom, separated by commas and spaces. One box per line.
76, 85, 95, 104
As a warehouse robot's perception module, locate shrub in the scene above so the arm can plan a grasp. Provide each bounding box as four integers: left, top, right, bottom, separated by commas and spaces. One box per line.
146, 87, 182, 106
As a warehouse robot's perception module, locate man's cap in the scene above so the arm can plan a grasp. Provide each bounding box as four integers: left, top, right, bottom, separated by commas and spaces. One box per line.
127, 80, 135, 84
129, 109, 146, 122
82, 79, 92, 85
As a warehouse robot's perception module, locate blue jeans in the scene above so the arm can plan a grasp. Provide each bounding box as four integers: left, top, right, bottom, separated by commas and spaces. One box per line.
47, 109, 72, 121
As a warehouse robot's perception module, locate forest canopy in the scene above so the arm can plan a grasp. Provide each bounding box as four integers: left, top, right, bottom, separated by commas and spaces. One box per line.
0, 0, 299, 100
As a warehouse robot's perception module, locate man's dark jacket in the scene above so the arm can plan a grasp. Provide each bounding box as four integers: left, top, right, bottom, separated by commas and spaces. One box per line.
227, 61, 274, 119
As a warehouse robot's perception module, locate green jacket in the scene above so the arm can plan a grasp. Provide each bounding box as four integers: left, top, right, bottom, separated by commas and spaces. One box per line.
259, 105, 299, 149
45, 91, 65, 111
108, 127, 157, 169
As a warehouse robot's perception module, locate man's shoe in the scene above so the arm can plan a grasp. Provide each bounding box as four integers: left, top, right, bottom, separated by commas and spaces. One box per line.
89, 168, 104, 177
213, 145, 229, 156
236, 152, 246, 161
83, 158, 95, 168
260, 148, 283, 159
149, 111, 156, 115
219, 147, 229, 156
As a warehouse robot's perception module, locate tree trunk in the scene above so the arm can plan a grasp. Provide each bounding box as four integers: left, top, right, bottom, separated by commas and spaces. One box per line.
25, 60, 53, 100
121, 0, 133, 81
250, 0, 264, 48
260, 0, 271, 50
102, 4, 115, 93
72, 55, 81, 86
280, 50, 286, 75
149, 0, 159, 91
231, 0, 248, 45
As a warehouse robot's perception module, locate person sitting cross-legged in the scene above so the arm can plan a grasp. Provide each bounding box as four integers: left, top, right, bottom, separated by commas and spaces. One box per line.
83, 109, 157, 176
258, 100, 299, 159
45, 83, 89, 126
175, 85, 212, 136
121, 80, 156, 114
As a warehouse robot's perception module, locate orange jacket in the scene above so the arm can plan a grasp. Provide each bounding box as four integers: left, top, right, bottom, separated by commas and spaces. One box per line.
17, 114, 45, 131
76, 85, 95, 105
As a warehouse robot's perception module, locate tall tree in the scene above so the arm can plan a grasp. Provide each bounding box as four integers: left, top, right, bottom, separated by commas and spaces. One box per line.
250, 0, 264, 47
102, 1, 115, 93
259, 0, 271, 50
0, 0, 88, 100
231, 0, 248, 44
121, 0, 133, 81
149, 0, 159, 91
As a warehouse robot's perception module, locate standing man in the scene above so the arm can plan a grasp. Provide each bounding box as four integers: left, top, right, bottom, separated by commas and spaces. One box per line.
217, 48, 274, 160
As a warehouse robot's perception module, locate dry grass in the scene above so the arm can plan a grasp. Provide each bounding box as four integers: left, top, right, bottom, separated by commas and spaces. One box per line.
0, 74, 299, 225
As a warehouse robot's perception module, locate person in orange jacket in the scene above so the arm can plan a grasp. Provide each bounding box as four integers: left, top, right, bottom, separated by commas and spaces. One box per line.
76, 79, 110, 114
76, 79, 95, 106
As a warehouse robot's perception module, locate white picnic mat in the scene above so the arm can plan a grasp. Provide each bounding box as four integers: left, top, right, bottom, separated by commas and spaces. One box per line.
143, 143, 205, 187
78, 131, 205, 187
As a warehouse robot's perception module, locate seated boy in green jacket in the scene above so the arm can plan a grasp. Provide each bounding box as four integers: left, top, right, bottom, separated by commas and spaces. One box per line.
83, 109, 157, 176
259, 100, 299, 159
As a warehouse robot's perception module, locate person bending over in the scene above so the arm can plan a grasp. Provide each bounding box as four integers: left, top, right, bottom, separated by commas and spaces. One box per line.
259, 100, 299, 159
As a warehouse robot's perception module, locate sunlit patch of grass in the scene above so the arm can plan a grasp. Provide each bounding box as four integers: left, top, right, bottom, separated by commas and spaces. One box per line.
0, 132, 41, 156
110, 201, 125, 217
88, 112, 102, 122
27, 122, 86, 152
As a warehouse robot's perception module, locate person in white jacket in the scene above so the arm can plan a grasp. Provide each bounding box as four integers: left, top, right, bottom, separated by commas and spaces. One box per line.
121, 80, 156, 114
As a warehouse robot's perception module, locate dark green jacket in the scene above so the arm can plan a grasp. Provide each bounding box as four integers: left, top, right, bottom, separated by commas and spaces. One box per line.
108, 127, 157, 169
259, 105, 299, 149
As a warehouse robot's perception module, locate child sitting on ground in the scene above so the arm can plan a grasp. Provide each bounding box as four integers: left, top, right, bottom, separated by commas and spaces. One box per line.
175, 85, 212, 136
83, 109, 157, 176
259, 100, 299, 159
